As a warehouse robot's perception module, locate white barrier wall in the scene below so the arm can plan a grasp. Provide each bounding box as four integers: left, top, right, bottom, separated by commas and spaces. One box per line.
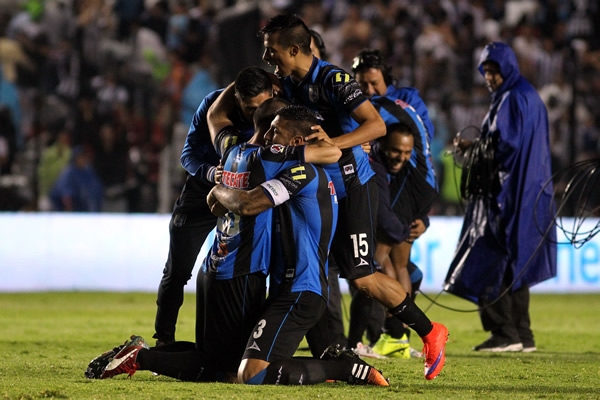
0, 213, 599, 293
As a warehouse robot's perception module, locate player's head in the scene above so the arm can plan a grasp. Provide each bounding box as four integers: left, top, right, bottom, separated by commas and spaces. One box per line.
264, 104, 319, 146
258, 14, 312, 78
352, 48, 393, 98
309, 29, 327, 60
253, 97, 291, 138
379, 123, 414, 174
234, 66, 274, 122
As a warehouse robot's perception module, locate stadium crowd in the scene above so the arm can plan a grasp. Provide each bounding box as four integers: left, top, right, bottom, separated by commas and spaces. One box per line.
0, 0, 599, 213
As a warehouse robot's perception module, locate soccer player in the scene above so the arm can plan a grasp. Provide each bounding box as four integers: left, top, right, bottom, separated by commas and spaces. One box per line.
208, 104, 387, 386
153, 66, 274, 346
257, 13, 448, 380
86, 103, 388, 386
352, 47, 437, 300
369, 106, 436, 358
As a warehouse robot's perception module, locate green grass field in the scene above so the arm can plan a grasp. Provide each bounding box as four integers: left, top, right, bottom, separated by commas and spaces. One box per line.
0, 292, 599, 399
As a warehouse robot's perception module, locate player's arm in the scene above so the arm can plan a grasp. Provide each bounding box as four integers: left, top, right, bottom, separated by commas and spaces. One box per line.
332, 100, 385, 149
206, 82, 236, 146
303, 125, 342, 164
207, 184, 274, 217
180, 91, 222, 183
207, 164, 315, 216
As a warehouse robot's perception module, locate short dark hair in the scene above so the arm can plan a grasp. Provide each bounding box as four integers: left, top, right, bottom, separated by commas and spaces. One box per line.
258, 14, 311, 55
352, 48, 393, 85
234, 66, 273, 99
386, 123, 413, 137
253, 97, 291, 135
380, 123, 413, 146
275, 105, 319, 137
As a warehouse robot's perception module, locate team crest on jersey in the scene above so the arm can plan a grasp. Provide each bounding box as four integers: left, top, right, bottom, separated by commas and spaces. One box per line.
343, 164, 355, 175
270, 144, 285, 153
308, 85, 320, 103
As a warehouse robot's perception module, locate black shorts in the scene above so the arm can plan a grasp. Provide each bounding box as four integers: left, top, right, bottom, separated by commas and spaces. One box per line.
242, 290, 326, 362
196, 270, 267, 374
331, 178, 378, 281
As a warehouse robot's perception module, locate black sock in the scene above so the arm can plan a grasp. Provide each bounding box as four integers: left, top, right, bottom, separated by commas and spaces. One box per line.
262, 358, 336, 385
388, 293, 432, 337
137, 348, 214, 382
347, 291, 374, 348
383, 316, 409, 339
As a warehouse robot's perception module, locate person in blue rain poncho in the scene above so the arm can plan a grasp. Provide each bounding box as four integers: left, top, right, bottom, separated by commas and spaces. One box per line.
444, 42, 557, 353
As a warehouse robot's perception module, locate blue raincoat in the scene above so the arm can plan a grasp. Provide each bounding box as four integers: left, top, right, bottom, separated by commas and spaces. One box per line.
444, 42, 557, 303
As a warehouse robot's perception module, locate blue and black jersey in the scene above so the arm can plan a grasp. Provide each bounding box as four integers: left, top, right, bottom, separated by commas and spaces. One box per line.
382, 85, 435, 143
281, 57, 374, 198
370, 97, 438, 191
265, 164, 338, 300
205, 133, 306, 280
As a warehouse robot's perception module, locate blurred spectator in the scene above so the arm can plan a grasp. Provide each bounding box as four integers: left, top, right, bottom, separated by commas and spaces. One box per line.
0, 1, 598, 215
37, 127, 72, 210
49, 145, 103, 212
112, 0, 145, 41
90, 67, 129, 119
141, 0, 169, 43
165, 1, 189, 51
0, 106, 17, 175
92, 122, 131, 212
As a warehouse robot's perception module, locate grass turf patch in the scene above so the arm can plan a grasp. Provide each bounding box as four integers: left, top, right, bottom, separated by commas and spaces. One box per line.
0, 292, 599, 399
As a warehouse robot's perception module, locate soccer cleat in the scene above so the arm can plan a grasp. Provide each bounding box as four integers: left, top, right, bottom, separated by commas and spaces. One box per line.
85, 343, 126, 379
349, 363, 390, 387
372, 333, 410, 359
100, 335, 149, 379
422, 322, 449, 380
321, 344, 390, 386
353, 342, 387, 359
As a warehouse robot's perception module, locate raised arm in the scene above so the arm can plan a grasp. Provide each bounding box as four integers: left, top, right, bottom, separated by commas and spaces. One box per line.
206, 82, 236, 146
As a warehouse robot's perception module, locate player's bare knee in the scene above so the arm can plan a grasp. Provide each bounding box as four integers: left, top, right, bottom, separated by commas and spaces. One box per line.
238, 358, 270, 384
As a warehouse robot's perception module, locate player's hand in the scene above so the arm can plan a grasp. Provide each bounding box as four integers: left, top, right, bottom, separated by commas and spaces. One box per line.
214, 164, 224, 184
408, 219, 427, 241
207, 188, 228, 216
306, 125, 334, 145
361, 141, 371, 154
268, 72, 282, 96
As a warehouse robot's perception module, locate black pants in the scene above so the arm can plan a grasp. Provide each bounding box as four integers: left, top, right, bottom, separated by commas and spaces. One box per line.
154, 194, 216, 342
479, 279, 534, 347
